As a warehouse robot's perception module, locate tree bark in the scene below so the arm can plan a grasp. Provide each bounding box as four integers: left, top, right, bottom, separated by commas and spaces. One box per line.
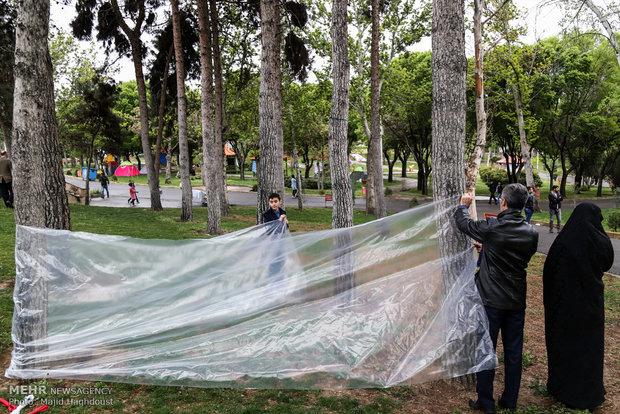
465, 0, 488, 220
432, 0, 474, 385
329, 0, 353, 229
368, 0, 386, 218
511, 81, 534, 188
154, 43, 174, 176
110, 0, 162, 211
209, 0, 229, 216
257, 0, 284, 224
398, 151, 409, 178
197, 0, 222, 234
171, 0, 192, 222
12, 0, 71, 370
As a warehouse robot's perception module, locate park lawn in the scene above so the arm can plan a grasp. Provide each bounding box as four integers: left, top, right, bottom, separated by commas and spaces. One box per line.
0, 206, 618, 413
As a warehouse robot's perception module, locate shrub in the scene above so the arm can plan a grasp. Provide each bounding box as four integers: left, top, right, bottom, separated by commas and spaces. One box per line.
384, 187, 393, 196
517, 170, 544, 188
409, 197, 419, 208
111, 175, 118, 182
608, 211, 620, 232
251, 184, 258, 192
90, 190, 102, 197
65, 170, 72, 176
478, 167, 506, 185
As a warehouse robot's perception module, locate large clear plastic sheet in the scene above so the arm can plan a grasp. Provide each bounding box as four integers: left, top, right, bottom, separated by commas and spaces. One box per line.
6, 202, 496, 388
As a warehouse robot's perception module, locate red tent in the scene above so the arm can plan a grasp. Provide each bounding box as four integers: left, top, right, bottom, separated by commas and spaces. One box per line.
115, 161, 140, 177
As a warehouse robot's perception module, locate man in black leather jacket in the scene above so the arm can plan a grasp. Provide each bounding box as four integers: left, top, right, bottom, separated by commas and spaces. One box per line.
455, 183, 539, 414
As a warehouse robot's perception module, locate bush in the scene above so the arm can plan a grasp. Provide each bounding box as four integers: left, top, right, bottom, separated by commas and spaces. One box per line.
251, 184, 258, 192
90, 190, 102, 197
517, 170, 544, 188
384, 187, 393, 196
65, 170, 72, 176
409, 197, 419, 208
226, 165, 237, 174
479, 167, 506, 186
608, 211, 620, 232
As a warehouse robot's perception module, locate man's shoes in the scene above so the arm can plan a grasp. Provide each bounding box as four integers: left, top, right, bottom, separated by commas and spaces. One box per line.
497, 397, 515, 412
469, 399, 495, 414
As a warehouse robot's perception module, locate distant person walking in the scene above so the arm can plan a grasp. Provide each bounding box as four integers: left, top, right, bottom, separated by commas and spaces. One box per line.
128, 182, 139, 206
496, 181, 503, 205
99, 172, 110, 198
543, 202, 613, 410
0, 150, 13, 208
291, 174, 298, 198
488, 180, 497, 205
548, 185, 563, 232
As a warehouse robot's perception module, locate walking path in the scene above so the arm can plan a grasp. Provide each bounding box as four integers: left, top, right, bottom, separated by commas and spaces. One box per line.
67, 176, 620, 276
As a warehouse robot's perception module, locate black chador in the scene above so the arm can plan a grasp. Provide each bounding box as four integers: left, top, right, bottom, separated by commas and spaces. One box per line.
543, 202, 614, 410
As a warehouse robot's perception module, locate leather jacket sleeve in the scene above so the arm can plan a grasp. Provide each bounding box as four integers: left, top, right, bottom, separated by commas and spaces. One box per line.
454, 206, 488, 242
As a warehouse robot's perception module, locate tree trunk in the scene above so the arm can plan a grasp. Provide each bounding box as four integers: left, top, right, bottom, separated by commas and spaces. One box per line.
154, 43, 174, 177
209, 0, 229, 216
465, 0, 487, 220
287, 100, 304, 210
369, 0, 386, 218
329, 0, 353, 228
171, 0, 192, 222
197, 0, 221, 234
165, 139, 173, 184
12, 0, 71, 370
432, 0, 475, 387
257, 0, 284, 224
111, 0, 162, 211
512, 83, 534, 187
398, 151, 409, 178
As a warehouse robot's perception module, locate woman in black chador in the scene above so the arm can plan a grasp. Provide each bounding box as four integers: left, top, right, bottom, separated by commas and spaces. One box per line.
543, 202, 614, 410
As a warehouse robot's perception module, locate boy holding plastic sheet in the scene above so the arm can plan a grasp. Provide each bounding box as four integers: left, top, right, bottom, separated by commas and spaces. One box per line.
263, 193, 288, 228
262, 193, 289, 286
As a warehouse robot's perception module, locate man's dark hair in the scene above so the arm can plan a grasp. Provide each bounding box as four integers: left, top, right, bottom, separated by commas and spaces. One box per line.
502, 183, 528, 210
552, 185, 559, 191
268, 193, 281, 201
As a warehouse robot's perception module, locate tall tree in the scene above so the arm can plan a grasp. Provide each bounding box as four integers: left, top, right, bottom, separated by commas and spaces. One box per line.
347, 0, 431, 214
171, 0, 192, 221
197, 0, 222, 234
72, 0, 163, 211
255, 0, 309, 223
432, 0, 473, 383
256, 0, 284, 223
554, 0, 620, 67
209, 0, 229, 216
0, 0, 16, 153
329, 0, 353, 228
12, 0, 71, 369
368, 0, 386, 218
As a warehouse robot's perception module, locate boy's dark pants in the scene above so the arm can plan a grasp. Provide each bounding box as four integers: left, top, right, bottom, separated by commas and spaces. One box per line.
476, 305, 525, 411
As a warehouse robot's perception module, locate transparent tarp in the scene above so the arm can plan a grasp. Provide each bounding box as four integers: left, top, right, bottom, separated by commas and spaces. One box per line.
6, 202, 496, 388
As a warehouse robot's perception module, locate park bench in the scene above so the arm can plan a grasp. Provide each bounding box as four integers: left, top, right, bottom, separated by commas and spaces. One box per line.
324, 193, 333, 208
